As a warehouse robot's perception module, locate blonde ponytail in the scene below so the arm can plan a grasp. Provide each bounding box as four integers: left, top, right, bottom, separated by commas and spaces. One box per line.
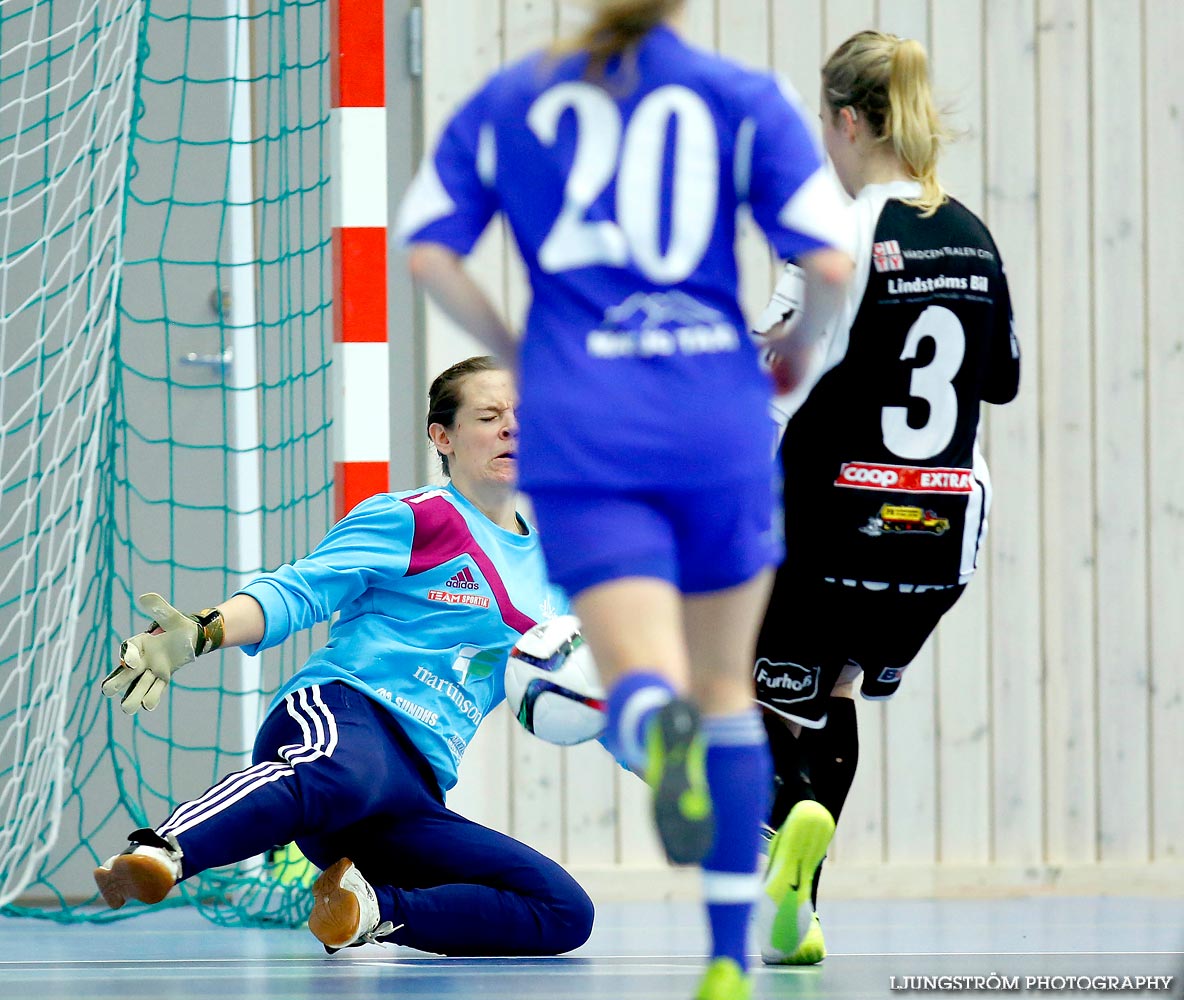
823, 30, 949, 216
885, 40, 946, 215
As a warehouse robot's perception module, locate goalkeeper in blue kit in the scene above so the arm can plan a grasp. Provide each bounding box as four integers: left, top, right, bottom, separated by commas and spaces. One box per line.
95, 357, 594, 957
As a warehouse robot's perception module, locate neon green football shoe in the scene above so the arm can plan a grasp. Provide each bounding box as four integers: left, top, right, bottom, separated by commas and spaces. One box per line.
760, 800, 835, 963
645, 698, 714, 865
784, 912, 827, 965
695, 957, 751, 1000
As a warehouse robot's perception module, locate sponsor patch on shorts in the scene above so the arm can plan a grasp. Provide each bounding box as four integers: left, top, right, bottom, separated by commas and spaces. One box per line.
753, 658, 820, 705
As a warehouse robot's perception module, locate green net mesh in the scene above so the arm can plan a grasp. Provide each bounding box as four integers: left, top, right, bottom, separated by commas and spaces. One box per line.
1, 0, 334, 925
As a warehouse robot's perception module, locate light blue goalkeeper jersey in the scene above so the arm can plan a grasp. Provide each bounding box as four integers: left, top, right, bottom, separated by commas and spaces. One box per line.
237, 483, 566, 793
397, 25, 850, 491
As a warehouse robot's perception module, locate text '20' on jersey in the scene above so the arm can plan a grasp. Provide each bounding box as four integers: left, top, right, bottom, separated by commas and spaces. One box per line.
782, 180, 1020, 588
396, 26, 851, 491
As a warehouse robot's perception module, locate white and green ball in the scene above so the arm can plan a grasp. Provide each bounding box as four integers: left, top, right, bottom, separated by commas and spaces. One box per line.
505, 615, 606, 746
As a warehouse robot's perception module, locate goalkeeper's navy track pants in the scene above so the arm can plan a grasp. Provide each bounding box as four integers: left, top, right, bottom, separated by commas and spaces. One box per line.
154, 680, 594, 955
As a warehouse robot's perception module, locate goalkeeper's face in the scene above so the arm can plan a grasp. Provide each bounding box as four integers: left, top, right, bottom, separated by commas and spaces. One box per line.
435, 369, 519, 492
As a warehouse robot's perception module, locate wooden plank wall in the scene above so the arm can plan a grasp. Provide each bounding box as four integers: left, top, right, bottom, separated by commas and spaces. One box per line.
414, 0, 1184, 893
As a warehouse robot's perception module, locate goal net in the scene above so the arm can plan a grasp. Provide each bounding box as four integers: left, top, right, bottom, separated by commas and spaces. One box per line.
0, 0, 334, 925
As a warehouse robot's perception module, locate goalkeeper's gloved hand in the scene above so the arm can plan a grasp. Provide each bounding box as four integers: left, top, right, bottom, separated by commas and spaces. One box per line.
101, 593, 225, 714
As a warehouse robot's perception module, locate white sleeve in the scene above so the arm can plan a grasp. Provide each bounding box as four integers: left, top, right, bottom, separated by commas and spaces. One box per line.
752, 261, 806, 336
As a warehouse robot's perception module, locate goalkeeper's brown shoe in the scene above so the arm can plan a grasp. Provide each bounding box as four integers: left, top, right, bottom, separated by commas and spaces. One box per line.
94, 828, 183, 909
309, 858, 396, 953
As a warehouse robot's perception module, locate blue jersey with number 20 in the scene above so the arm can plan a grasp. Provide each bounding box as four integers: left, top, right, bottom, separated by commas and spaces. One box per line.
397, 26, 850, 490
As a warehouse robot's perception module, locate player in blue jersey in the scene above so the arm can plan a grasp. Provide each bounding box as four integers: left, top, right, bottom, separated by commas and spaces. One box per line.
751, 32, 1021, 966
94, 356, 594, 958
395, 2, 853, 996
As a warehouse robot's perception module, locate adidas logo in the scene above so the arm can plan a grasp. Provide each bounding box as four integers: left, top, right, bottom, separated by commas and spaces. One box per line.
445, 567, 481, 591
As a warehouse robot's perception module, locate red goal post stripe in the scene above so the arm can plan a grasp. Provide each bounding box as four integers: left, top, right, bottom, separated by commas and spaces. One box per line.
332, 0, 389, 518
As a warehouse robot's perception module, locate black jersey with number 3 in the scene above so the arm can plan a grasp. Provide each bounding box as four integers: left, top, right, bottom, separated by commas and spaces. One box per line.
780, 180, 1020, 587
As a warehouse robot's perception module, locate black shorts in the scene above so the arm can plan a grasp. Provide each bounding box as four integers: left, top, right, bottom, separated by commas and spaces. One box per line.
753, 570, 966, 727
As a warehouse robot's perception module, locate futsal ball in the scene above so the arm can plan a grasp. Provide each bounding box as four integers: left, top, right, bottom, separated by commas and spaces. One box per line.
505, 615, 606, 746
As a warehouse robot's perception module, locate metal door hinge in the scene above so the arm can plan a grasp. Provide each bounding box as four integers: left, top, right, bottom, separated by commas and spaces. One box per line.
407, 6, 423, 79
178, 348, 233, 374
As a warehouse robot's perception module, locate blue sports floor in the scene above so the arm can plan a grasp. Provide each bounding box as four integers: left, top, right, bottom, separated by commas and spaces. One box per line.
1, 897, 1180, 999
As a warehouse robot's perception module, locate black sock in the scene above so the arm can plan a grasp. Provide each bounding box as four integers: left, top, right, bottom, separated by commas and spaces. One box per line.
798, 696, 859, 823
796, 696, 859, 907
763, 711, 814, 831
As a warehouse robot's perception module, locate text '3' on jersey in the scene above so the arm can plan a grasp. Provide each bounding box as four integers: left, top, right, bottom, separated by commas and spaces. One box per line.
396, 25, 852, 491
780, 180, 1020, 588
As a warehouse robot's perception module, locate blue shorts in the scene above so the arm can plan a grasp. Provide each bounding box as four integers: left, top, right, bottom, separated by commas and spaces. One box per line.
528, 478, 783, 597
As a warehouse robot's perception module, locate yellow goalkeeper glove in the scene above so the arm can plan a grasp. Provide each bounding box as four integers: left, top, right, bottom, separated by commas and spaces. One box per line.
101, 593, 225, 714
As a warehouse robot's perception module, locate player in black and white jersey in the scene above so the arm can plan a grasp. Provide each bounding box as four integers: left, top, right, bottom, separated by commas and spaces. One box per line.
750, 30, 1021, 966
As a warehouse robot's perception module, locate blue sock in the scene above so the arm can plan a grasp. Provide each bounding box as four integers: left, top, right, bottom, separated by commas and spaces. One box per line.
699, 710, 771, 971
604, 671, 674, 771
